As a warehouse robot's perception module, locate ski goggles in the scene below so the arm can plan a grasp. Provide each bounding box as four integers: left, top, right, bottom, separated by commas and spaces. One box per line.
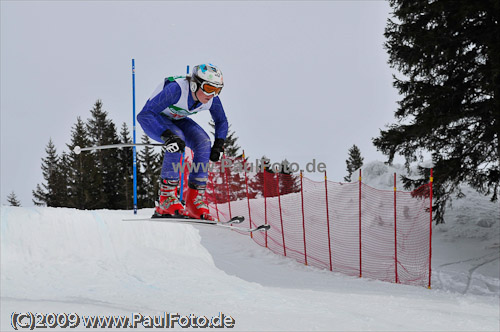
200, 81, 223, 96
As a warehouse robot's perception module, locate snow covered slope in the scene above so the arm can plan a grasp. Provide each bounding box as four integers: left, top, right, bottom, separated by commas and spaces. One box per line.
1, 162, 498, 331
360, 161, 499, 297
0, 208, 497, 330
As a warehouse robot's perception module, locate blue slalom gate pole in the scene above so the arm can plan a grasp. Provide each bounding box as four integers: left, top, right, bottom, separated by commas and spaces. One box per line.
179, 65, 189, 202
132, 59, 138, 214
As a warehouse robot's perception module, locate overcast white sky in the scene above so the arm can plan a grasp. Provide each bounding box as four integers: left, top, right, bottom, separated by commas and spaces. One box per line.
1, 1, 404, 207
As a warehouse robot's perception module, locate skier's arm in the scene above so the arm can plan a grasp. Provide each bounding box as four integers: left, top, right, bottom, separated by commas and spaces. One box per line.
137, 82, 182, 142
208, 97, 228, 162
209, 97, 229, 140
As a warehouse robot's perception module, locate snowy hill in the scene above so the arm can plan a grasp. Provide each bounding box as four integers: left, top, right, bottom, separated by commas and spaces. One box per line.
360, 161, 499, 297
1, 161, 499, 331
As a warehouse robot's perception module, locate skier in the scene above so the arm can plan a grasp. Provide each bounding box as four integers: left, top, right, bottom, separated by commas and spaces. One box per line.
137, 64, 227, 220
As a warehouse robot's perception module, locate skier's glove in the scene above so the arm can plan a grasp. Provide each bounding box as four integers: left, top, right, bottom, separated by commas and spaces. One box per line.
210, 138, 225, 162
161, 129, 186, 153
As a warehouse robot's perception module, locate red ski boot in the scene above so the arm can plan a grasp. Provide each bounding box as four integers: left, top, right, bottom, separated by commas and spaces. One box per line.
185, 183, 215, 221
154, 179, 186, 217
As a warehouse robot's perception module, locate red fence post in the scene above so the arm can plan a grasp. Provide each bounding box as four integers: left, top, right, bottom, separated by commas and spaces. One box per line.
277, 173, 286, 256
300, 171, 308, 266
223, 154, 232, 219
243, 152, 253, 238
219, 158, 226, 218
325, 171, 332, 271
210, 175, 221, 222
359, 169, 362, 278
264, 169, 268, 248
394, 173, 399, 283
428, 168, 434, 289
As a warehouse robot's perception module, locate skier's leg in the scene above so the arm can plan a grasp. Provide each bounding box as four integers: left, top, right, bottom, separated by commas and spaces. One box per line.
175, 117, 211, 185
175, 118, 214, 220
155, 117, 187, 216
158, 118, 186, 181
154, 178, 186, 217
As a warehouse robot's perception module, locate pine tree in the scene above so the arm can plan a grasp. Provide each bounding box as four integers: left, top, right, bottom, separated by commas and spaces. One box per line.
227, 167, 247, 201
248, 156, 275, 198
117, 122, 134, 209
279, 159, 301, 195
86, 100, 121, 209
373, 0, 499, 224
138, 134, 161, 207
59, 151, 72, 206
33, 139, 68, 206
209, 121, 241, 157
344, 145, 364, 182
66, 117, 97, 209
209, 121, 245, 200
7, 191, 21, 206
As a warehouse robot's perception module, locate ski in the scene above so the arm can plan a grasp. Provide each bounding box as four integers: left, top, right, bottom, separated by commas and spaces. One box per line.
122, 215, 270, 233
205, 215, 245, 225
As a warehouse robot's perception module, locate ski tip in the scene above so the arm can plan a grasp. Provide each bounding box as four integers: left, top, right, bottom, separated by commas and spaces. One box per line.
230, 216, 245, 224
256, 224, 271, 232
218, 216, 245, 224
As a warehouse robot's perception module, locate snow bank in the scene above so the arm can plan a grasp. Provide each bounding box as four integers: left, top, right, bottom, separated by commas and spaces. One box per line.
1, 205, 499, 331
357, 161, 499, 242
431, 183, 499, 296
359, 161, 500, 296
1, 207, 213, 265
1, 207, 220, 311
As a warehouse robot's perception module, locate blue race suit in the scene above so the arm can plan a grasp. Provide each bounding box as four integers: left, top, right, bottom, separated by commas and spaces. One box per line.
137, 77, 228, 186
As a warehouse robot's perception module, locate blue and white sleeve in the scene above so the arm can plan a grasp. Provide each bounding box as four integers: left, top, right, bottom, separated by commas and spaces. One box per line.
209, 97, 229, 140
137, 82, 181, 142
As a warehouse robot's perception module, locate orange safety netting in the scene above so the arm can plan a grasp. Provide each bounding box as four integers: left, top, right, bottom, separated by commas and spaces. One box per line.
184, 156, 432, 288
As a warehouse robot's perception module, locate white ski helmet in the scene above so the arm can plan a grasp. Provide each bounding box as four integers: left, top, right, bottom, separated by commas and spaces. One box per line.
190, 63, 224, 95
